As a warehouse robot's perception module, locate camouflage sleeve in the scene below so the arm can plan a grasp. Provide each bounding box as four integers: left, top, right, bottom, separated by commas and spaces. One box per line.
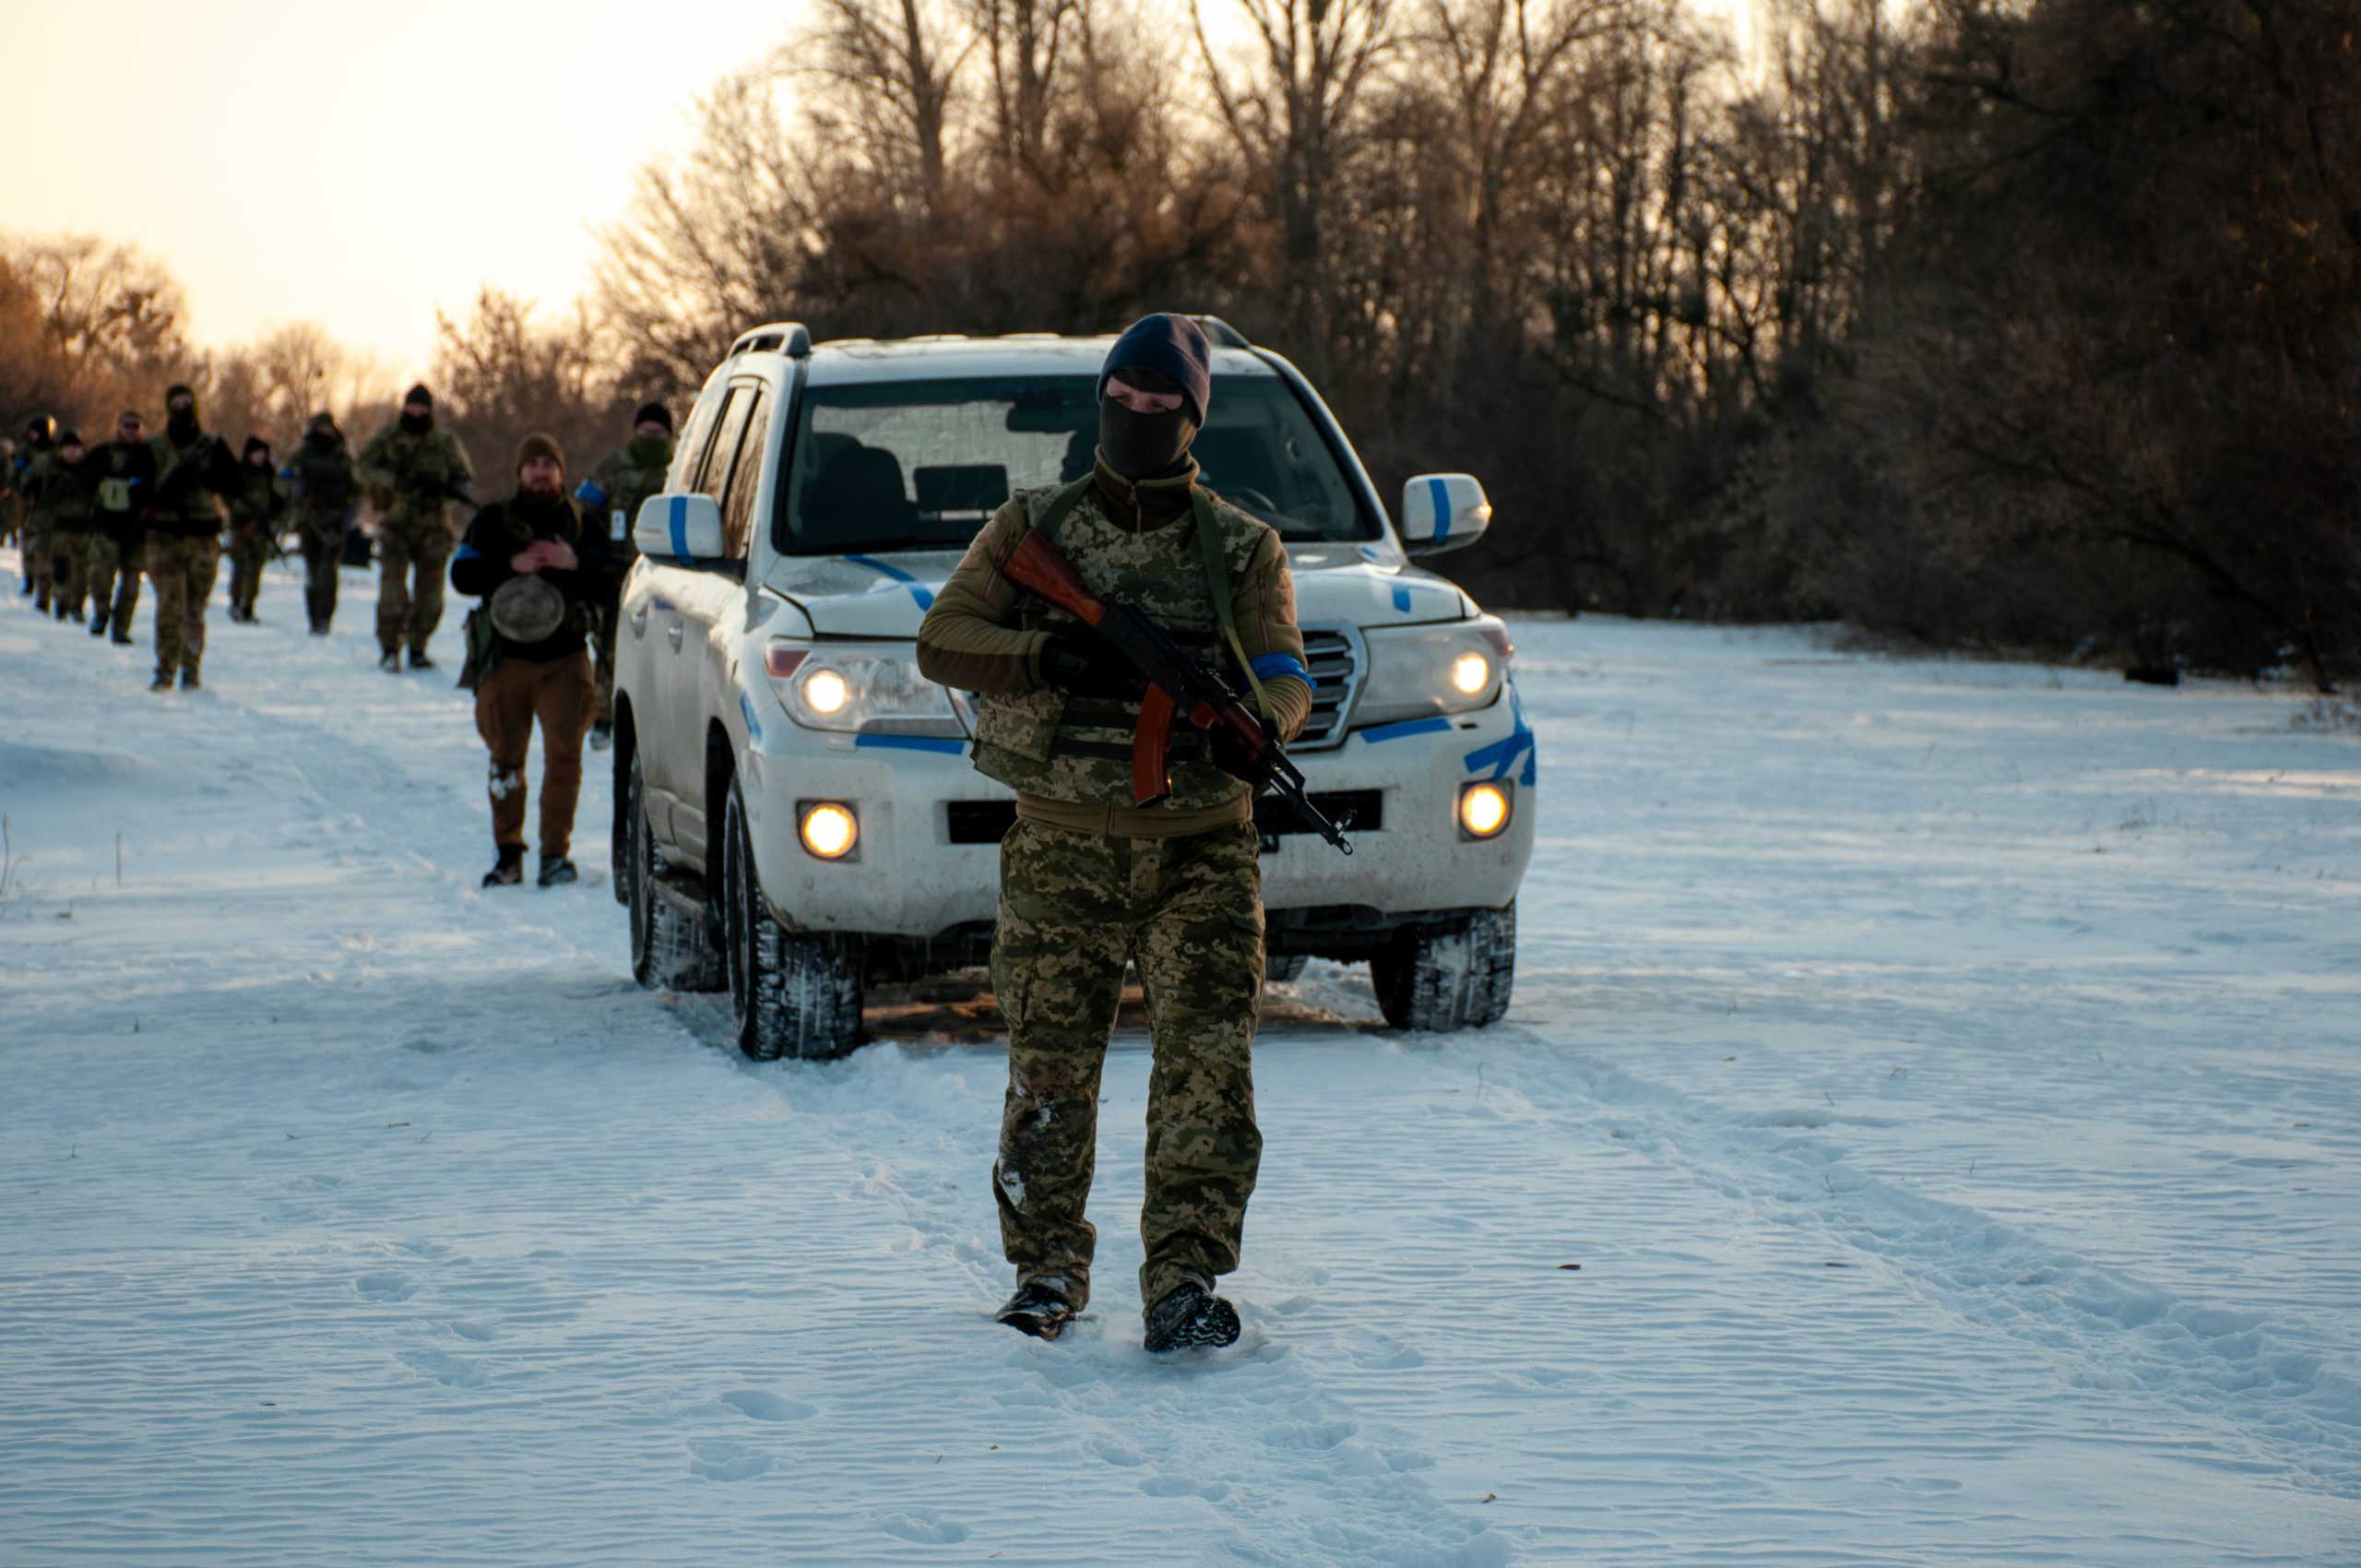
355, 426, 395, 493
1231, 529, 1314, 742
915, 497, 1052, 694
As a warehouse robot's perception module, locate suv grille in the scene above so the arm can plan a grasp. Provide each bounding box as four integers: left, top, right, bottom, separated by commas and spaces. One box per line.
1295, 627, 1363, 748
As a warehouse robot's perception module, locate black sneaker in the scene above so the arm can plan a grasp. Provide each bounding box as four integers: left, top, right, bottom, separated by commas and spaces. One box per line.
408, 648, 434, 671
536, 855, 577, 888
1143, 1278, 1240, 1353
996, 1278, 1077, 1341
378, 650, 401, 673
482, 848, 525, 887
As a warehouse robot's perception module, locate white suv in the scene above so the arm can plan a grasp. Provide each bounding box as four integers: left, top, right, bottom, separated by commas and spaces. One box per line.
613, 319, 1535, 1059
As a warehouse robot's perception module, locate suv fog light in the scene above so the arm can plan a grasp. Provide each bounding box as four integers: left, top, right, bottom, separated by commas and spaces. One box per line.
1450, 651, 1491, 695
800, 802, 859, 860
1459, 781, 1512, 839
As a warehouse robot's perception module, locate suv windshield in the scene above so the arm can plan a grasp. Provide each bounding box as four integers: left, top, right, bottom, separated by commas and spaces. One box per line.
774, 374, 1376, 553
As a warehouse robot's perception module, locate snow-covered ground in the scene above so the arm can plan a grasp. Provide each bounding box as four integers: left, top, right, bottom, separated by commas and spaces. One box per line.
3, 549, 2356, 1567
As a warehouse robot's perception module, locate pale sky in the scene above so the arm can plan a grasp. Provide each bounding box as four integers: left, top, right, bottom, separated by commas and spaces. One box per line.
6, 0, 1761, 385
2, 1, 800, 378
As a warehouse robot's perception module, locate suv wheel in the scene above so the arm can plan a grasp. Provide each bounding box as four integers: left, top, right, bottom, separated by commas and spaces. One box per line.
721, 778, 863, 1061
1370, 903, 1516, 1031
629, 751, 722, 992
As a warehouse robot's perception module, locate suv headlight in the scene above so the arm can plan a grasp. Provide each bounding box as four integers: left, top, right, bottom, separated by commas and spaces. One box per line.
1353, 618, 1513, 728
765, 642, 964, 737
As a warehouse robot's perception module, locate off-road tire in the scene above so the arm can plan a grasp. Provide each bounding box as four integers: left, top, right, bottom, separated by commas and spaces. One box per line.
1370, 902, 1516, 1031
628, 751, 722, 992
722, 779, 863, 1061
610, 732, 632, 905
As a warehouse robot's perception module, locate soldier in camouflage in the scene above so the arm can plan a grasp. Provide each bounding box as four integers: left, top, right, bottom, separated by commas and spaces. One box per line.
86, 410, 155, 642
574, 400, 673, 750
35, 427, 97, 624
225, 436, 288, 623
146, 384, 243, 691
287, 411, 357, 635
917, 315, 1315, 1352
15, 415, 58, 608
358, 384, 472, 671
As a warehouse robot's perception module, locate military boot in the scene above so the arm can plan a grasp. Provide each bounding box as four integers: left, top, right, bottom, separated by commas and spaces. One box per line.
89, 608, 108, 637
482, 847, 525, 887
995, 1277, 1077, 1341
537, 855, 577, 888
408, 647, 435, 671
180, 660, 201, 692
378, 649, 401, 673
1142, 1277, 1240, 1353
148, 668, 174, 693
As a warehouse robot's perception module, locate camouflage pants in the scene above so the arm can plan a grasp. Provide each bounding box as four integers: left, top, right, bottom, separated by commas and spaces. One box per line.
991, 817, 1265, 1313
377, 514, 451, 657
146, 533, 220, 680
227, 526, 271, 616
474, 651, 595, 856
47, 527, 90, 618
87, 531, 142, 633
297, 513, 349, 630
22, 517, 51, 596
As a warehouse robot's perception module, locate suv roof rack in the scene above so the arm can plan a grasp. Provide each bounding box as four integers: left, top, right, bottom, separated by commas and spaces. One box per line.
728, 322, 813, 359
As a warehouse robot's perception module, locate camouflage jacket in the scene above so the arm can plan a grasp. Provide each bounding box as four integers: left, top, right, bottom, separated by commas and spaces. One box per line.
230, 468, 290, 528
357, 422, 472, 525
918, 459, 1312, 835
286, 437, 357, 517
576, 434, 674, 563
147, 430, 243, 536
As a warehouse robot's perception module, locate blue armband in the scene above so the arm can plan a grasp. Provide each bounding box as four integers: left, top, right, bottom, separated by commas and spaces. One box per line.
575, 481, 608, 505
1251, 652, 1311, 684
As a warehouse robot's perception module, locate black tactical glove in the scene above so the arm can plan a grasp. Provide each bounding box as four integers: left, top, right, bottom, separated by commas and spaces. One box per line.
1209, 713, 1277, 783
1039, 628, 1146, 699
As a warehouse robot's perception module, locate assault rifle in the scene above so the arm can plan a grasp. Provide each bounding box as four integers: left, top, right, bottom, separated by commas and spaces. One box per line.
1001, 529, 1354, 855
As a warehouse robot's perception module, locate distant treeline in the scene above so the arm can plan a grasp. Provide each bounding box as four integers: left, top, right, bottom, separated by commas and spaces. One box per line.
8, 0, 2355, 683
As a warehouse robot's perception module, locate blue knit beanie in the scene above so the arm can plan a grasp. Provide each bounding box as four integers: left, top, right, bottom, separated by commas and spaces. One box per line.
1098, 314, 1214, 426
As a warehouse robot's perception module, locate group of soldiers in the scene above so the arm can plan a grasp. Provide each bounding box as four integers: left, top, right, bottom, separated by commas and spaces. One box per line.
3, 383, 672, 738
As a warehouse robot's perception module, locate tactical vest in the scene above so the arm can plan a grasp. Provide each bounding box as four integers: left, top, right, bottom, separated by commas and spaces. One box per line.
588, 438, 672, 556
970, 481, 1270, 814
149, 433, 227, 523
290, 442, 355, 514
370, 427, 464, 522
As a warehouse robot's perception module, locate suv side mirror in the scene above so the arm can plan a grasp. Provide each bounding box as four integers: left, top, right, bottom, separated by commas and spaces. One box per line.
1400, 474, 1492, 555
635, 493, 729, 565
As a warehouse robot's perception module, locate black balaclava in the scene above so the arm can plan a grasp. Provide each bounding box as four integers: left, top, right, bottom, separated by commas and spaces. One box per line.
243, 436, 272, 468
164, 384, 199, 442
306, 413, 339, 449
1099, 366, 1198, 479
400, 384, 433, 435
1097, 314, 1214, 480
24, 414, 54, 450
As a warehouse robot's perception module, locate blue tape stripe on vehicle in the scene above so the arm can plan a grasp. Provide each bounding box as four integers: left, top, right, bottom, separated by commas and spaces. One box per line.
1359, 716, 1453, 744
739, 692, 764, 746
1463, 691, 1536, 782
853, 734, 967, 755
1428, 476, 1453, 544
668, 494, 689, 562
1392, 585, 1413, 612
846, 554, 936, 611
1250, 652, 1309, 683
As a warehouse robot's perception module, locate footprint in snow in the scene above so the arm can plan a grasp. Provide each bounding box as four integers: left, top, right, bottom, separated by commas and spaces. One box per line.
397, 1348, 489, 1388
353, 1272, 414, 1301
721, 1390, 815, 1423
874, 1510, 969, 1545
687, 1440, 770, 1482
1141, 1475, 1230, 1502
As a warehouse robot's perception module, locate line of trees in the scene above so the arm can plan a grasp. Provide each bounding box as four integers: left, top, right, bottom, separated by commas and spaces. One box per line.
8, 0, 2355, 683
598, 0, 2358, 683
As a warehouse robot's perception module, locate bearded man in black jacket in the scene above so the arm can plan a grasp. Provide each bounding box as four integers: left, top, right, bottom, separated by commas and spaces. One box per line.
449, 432, 609, 888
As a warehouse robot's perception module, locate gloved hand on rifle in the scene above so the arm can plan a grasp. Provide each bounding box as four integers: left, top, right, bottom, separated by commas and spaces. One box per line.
1209, 713, 1277, 782
1039, 627, 1146, 700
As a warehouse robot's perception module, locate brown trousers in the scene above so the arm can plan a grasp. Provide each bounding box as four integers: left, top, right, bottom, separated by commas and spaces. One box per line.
474, 651, 595, 855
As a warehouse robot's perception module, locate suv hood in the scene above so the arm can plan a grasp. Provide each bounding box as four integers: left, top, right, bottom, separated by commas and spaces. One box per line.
763, 543, 1477, 639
